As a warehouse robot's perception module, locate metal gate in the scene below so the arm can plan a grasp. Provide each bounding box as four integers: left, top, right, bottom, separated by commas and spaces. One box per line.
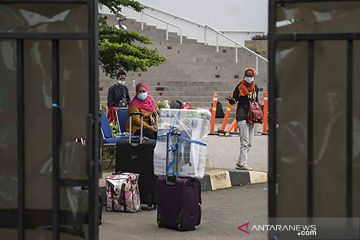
268, 0, 360, 239
0, 1, 99, 239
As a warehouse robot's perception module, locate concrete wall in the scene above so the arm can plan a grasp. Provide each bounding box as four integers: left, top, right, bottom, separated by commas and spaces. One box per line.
245, 40, 268, 59
220, 31, 265, 46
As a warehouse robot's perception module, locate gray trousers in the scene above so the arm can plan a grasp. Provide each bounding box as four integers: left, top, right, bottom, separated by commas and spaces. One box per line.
237, 120, 255, 166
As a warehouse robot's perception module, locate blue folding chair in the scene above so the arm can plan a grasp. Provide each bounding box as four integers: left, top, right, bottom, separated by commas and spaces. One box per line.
100, 110, 139, 169
116, 108, 128, 134
100, 110, 123, 145
100, 110, 125, 169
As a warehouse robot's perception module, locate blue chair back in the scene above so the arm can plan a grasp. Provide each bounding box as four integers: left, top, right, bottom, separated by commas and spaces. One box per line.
116, 108, 128, 133
100, 110, 113, 138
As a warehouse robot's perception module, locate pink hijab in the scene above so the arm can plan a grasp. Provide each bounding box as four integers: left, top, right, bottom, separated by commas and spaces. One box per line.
129, 82, 157, 112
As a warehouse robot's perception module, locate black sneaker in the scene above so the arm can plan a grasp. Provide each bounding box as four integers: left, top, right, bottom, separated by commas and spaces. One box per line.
235, 164, 253, 171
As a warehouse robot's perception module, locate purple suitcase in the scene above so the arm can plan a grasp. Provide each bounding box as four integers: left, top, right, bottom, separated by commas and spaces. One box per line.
156, 130, 202, 231
156, 176, 201, 231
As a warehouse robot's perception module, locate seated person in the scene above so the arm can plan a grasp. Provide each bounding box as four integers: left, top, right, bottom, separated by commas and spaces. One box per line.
126, 82, 158, 139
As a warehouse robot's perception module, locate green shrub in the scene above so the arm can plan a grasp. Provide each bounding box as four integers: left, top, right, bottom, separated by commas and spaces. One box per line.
109, 121, 119, 136
102, 146, 115, 160
157, 100, 170, 109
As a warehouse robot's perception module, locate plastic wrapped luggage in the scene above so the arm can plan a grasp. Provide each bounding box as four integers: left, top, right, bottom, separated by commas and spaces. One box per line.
154, 109, 210, 178
156, 131, 202, 231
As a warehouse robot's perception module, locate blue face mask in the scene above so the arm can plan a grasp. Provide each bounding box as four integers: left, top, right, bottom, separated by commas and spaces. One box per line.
137, 92, 148, 100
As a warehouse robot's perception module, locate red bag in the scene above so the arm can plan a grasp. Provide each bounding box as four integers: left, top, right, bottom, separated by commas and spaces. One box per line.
246, 101, 263, 124
107, 106, 118, 123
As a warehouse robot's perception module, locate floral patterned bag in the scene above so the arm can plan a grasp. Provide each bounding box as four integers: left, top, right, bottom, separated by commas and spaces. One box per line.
106, 173, 141, 213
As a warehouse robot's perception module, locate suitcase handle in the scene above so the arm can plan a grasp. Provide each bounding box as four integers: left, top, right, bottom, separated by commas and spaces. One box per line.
129, 112, 144, 144
130, 112, 144, 117
165, 129, 180, 184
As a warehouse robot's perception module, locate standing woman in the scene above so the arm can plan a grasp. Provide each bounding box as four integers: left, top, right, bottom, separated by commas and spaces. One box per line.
126, 82, 158, 139
225, 67, 259, 170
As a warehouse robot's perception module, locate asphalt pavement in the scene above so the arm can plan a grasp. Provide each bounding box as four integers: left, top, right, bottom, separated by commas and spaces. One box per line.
100, 183, 268, 240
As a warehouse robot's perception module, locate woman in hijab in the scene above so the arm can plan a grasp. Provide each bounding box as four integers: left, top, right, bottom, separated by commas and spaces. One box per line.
126, 82, 158, 139
225, 67, 259, 170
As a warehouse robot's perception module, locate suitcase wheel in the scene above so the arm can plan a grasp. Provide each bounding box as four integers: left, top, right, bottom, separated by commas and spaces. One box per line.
177, 213, 183, 231
177, 223, 183, 231
146, 203, 156, 210
157, 221, 164, 228
157, 212, 164, 228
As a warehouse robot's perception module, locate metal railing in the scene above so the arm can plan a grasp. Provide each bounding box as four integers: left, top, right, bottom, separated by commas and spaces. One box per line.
137, 5, 268, 71
204, 25, 268, 68
141, 11, 183, 44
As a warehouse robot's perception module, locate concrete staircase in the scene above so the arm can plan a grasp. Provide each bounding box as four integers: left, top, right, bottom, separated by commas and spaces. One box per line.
99, 15, 268, 124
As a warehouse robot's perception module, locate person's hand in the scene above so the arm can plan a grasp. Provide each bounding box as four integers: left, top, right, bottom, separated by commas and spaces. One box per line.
148, 126, 157, 133
225, 94, 233, 102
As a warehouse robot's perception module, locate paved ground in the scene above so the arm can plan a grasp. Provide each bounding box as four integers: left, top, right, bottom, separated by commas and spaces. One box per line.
205, 127, 268, 172
100, 183, 268, 240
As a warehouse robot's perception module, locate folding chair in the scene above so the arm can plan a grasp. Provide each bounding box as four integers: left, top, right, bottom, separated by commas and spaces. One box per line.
100, 110, 125, 169
100, 110, 139, 169
101, 110, 122, 145
116, 108, 128, 134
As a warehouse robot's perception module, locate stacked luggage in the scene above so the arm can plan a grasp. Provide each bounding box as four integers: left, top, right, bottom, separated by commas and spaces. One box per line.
116, 112, 157, 208
154, 109, 211, 231
104, 109, 211, 232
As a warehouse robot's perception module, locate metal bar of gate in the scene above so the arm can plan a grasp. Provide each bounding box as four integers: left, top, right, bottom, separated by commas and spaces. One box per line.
274, 33, 360, 41
16, 39, 25, 240
88, 0, 99, 238
0, 33, 89, 40
268, 0, 277, 217
346, 40, 353, 217
52, 39, 60, 240
307, 40, 314, 218
275, 0, 359, 3
268, 1, 277, 239
1, 0, 88, 2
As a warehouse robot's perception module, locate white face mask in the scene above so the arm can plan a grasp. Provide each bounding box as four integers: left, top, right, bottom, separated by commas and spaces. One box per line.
118, 80, 126, 85
244, 76, 254, 84
137, 92, 148, 100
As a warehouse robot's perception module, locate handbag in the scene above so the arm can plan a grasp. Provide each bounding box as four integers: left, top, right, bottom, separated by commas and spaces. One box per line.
115, 84, 128, 108
150, 110, 159, 126
106, 172, 141, 213
117, 99, 127, 108
246, 100, 263, 124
